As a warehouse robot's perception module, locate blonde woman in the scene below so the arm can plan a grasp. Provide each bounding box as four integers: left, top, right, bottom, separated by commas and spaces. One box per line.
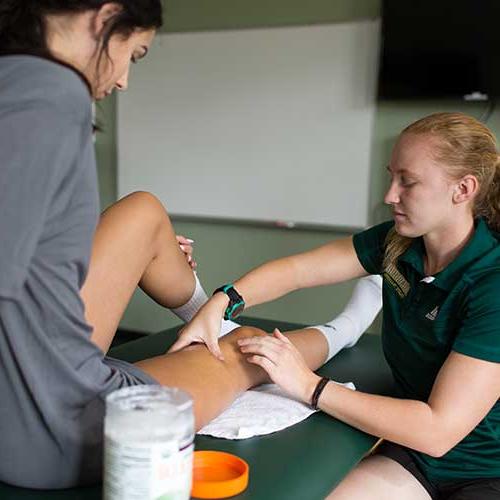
178, 113, 500, 499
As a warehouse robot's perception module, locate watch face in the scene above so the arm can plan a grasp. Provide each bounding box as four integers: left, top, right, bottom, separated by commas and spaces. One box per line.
230, 302, 245, 319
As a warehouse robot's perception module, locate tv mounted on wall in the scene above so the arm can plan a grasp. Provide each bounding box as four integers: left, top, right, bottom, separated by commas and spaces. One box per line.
378, 0, 500, 100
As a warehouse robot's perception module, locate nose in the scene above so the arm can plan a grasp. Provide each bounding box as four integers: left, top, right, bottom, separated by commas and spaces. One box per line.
384, 179, 400, 206
115, 65, 130, 92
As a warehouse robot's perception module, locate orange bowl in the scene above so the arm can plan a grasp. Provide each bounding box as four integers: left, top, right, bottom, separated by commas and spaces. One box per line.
191, 450, 249, 499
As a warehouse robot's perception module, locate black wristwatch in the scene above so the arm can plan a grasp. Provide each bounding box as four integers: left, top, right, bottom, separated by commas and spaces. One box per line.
213, 284, 245, 320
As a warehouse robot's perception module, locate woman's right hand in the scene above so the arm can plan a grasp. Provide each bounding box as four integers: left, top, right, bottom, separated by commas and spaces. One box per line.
167, 293, 229, 360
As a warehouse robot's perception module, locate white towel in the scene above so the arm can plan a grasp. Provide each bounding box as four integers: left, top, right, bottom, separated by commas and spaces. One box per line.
198, 381, 355, 440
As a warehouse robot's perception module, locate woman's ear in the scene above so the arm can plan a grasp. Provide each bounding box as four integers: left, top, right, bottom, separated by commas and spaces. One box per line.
91, 2, 122, 38
452, 174, 479, 205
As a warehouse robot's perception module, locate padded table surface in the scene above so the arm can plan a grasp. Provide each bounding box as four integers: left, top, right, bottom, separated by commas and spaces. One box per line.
0, 317, 394, 499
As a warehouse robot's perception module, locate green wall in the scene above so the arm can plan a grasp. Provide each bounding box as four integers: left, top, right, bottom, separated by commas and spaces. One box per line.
94, 0, 500, 334
161, 0, 380, 32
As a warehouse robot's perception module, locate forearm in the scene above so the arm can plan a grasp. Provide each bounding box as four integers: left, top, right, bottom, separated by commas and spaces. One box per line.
171, 237, 366, 357
234, 255, 302, 309
193, 255, 301, 330
317, 383, 444, 457
239, 333, 498, 461
234, 236, 366, 310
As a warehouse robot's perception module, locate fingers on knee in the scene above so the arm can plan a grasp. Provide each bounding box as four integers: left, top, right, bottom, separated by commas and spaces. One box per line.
238, 326, 266, 336
225, 326, 267, 343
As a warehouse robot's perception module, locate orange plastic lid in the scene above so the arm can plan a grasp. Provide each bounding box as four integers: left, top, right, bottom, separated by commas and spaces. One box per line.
191, 450, 249, 499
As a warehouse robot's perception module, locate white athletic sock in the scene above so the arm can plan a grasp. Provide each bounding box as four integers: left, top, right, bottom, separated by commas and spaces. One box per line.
171, 274, 241, 336
171, 273, 209, 323
309, 275, 383, 361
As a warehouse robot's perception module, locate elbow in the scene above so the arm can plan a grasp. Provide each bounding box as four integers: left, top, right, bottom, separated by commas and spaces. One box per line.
420, 434, 456, 458
415, 412, 462, 458
424, 443, 450, 458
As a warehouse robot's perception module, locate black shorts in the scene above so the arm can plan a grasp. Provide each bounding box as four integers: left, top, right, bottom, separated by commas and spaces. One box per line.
375, 441, 500, 500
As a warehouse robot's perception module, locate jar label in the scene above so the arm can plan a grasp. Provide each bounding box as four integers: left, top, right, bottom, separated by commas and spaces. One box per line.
151, 442, 193, 499
104, 438, 193, 500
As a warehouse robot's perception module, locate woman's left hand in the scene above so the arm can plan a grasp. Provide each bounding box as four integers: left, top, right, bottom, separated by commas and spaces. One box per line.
176, 235, 197, 270
238, 329, 321, 403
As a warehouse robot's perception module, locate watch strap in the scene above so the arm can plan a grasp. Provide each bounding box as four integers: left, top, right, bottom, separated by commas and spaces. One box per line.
213, 284, 245, 320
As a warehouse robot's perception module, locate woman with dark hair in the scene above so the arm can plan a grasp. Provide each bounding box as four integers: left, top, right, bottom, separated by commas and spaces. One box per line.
0, 0, 355, 490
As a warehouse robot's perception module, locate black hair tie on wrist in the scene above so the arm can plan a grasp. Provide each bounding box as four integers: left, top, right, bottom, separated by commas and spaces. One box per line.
311, 377, 330, 410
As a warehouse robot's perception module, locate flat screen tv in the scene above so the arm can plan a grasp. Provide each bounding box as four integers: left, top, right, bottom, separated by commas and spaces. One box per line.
378, 0, 500, 100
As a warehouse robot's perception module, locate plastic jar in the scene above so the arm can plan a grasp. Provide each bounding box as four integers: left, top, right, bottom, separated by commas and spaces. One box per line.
103, 385, 194, 500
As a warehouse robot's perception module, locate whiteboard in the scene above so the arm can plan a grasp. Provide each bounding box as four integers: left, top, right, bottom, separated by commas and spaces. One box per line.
118, 21, 380, 229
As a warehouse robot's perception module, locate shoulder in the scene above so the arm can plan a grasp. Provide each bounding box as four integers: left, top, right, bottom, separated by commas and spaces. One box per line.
454, 269, 500, 361
463, 230, 500, 303
0, 55, 92, 123
365, 220, 394, 237
354, 220, 394, 248
462, 268, 500, 311
352, 221, 395, 274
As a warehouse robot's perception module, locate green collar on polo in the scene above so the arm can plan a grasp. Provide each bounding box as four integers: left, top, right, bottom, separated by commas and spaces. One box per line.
398, 218, 498, 291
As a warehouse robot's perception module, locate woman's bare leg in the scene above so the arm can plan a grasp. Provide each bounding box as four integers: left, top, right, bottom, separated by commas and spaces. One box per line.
78, 191, 330, 426
136, 326, 329, 429
285, 327, 329, 368
325, 456, 432, 500
81, 191, 195, 352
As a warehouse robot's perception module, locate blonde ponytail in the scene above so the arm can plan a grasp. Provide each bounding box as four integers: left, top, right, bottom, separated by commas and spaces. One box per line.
476, 154, 500, 233
382, 228, 412, 274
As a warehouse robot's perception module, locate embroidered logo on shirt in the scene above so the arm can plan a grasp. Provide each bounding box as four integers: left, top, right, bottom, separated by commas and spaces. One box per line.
383, 263, 410, 298
425, 306, 439, 321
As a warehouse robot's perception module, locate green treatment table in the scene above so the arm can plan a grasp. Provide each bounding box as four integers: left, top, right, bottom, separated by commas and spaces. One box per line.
0, 317, 394, 500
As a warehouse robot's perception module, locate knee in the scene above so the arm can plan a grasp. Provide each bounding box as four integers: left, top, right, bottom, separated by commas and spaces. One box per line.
222, 326, 267, 344
219, 327, 270, 386
123, 191, 168, 216
120, 191, 172, 234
